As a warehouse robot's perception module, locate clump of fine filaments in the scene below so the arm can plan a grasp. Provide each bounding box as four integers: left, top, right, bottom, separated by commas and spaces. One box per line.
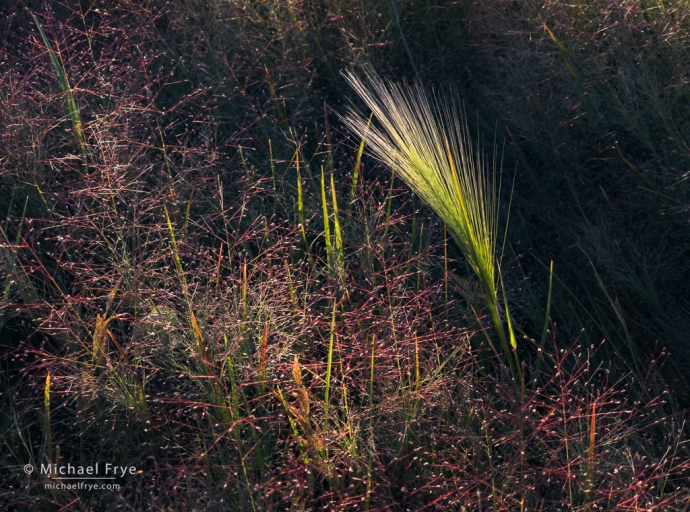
341, 66, 516, 361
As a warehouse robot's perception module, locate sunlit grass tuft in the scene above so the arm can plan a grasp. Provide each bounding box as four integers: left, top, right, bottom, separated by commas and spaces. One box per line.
342, 66, 515, 364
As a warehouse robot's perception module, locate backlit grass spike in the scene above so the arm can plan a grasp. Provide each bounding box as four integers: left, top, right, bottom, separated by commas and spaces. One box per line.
341, 66, 514, 364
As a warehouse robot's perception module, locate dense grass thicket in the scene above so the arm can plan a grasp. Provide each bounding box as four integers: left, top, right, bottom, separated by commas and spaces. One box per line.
1, 0, 689, 510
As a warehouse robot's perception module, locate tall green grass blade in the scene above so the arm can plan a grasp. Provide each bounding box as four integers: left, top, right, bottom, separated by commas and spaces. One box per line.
543, 23, 581, 80
33, 14, 86, 155
498, 271, 516, 352
330, 173, 344, 271
269, 138, 277, 194
296, 151, 304, 229
275, 385, 309, 464
163, 205, 186, 287
350, 113, 373, 205
323, 298, 337, 423
335, 331, 355, 449
284, 259, 297, 306
295, 152, 311, 266
499, 267, 521, 379
320, 166, 332, 268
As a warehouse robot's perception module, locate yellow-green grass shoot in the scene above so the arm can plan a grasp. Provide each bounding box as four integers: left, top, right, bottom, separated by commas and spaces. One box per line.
350, 113, 372, 206
341, 66, 515, 365
323, 297, 337, 423
320, 166, 333, 268
330, 173, 344, 271
295, 151, 312, 265
543, 23, 581, 80
33, 14, 87, 156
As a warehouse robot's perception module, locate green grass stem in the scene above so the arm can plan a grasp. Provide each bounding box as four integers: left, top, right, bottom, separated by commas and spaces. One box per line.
350, 113, 373, 206
330, 173, 344, 271
33, 14, 87, 156
323, 298, 337, 423
320, 166, 332, 268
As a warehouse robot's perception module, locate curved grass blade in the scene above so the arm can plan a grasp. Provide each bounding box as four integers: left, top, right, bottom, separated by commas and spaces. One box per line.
33, 14, 87, 155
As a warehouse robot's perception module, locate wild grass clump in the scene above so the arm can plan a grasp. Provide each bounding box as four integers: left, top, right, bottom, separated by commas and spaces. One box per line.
341, 66, 517, 369
0, 1, 689, 510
